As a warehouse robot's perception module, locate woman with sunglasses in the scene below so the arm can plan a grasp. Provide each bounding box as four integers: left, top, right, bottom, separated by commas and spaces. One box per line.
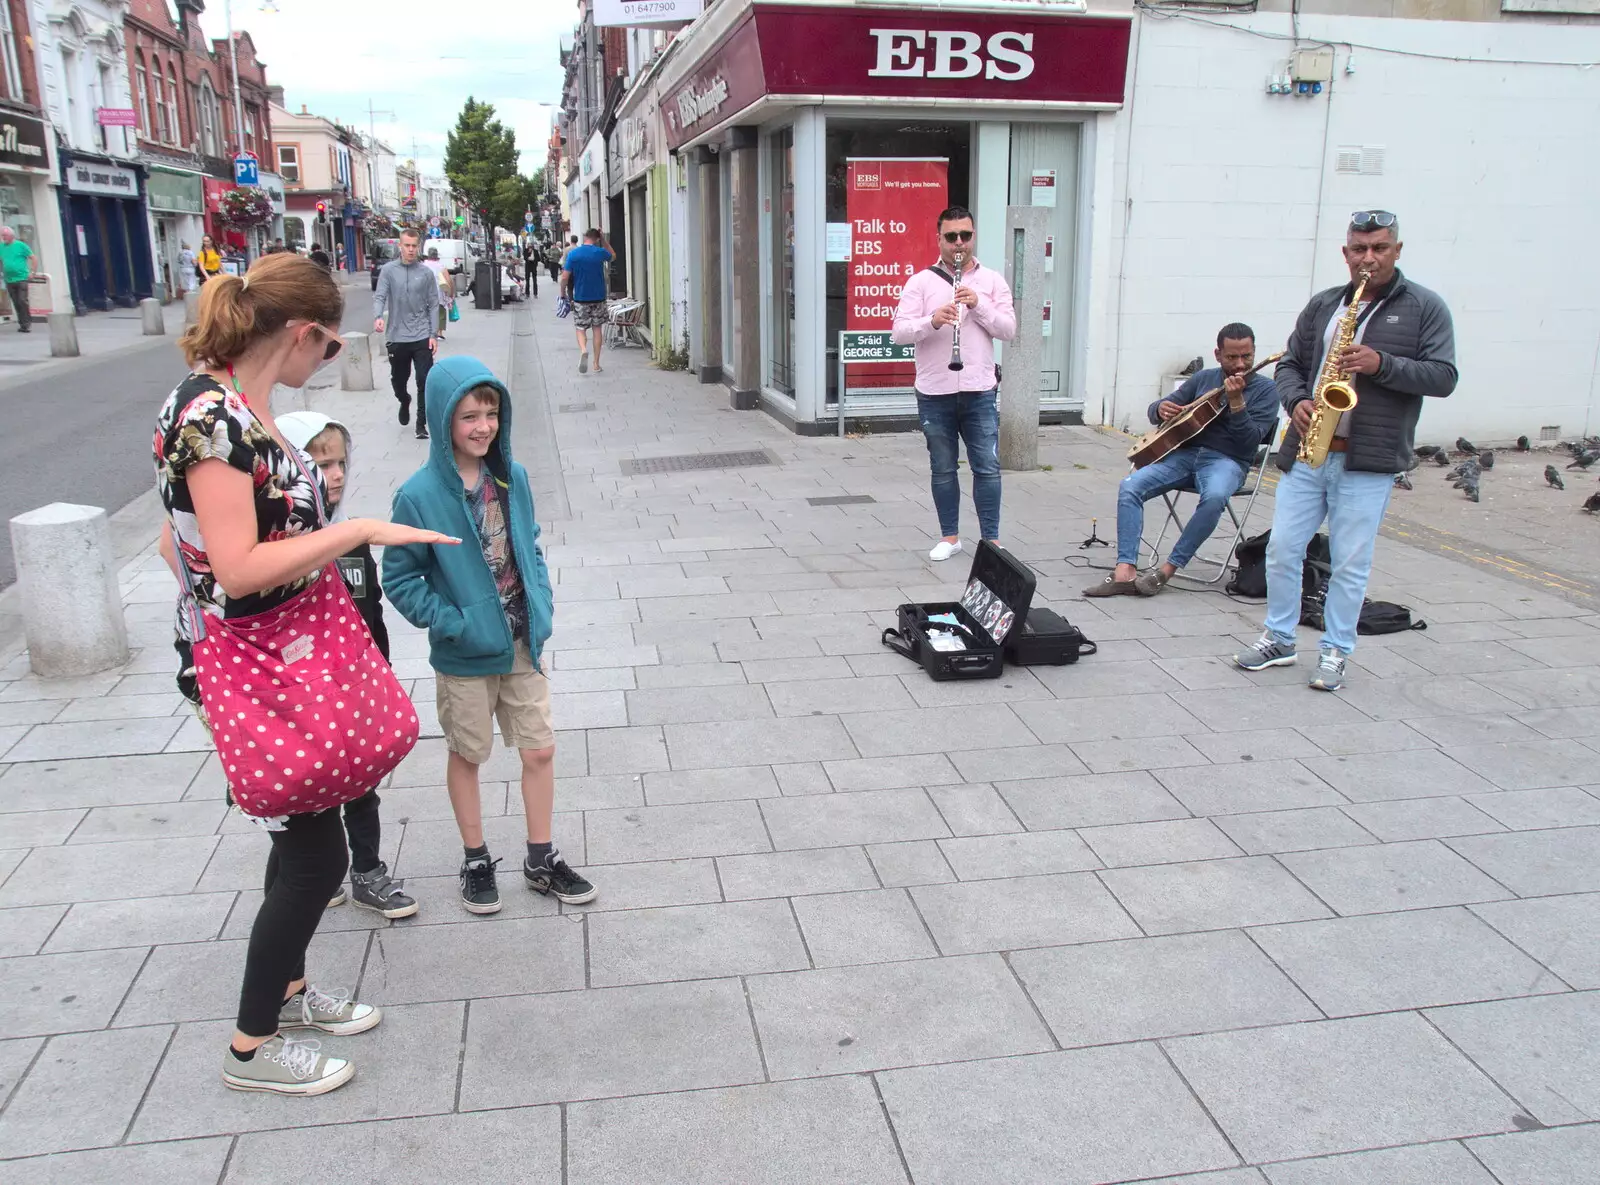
155, 252, 457, 1095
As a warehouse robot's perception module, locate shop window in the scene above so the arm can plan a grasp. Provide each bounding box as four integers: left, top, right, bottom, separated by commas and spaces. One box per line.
824, 119, 970, 406
766, 126, 795, 397
283, 216, 305, 248
135, 59, 151, 136
278, 144, 299, 184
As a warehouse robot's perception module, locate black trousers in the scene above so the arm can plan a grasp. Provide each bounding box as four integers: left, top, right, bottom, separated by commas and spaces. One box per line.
525, 265, 538, 297
387, 339, 433, 420
237, 807, 348, 1037
6, 280, 29, 329
342, 789, 382, 874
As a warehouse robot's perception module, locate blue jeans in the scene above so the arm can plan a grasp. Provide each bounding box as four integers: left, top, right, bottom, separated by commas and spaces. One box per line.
1116, 447, 1247, 567
917, 390, 1001, 540
1264, 453, 1394, 654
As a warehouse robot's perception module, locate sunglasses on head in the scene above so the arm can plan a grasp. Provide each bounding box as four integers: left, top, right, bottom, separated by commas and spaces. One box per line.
942, 230, 973, 244
1349, 210, 1396, 232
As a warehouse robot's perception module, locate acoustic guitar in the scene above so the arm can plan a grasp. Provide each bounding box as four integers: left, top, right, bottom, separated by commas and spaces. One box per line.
1126, 352, 1283, 469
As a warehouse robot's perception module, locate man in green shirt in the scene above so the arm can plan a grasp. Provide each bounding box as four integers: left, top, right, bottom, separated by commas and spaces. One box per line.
0, 227, 35, 332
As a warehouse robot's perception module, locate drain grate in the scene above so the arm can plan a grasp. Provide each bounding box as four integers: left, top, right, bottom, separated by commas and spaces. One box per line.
621, 450, 776, 476
807, 495, 877, 506
559, 402, 596, 413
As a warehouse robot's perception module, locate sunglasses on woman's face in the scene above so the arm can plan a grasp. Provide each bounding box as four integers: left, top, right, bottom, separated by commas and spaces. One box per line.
942, 230, 974, 244
305, 323, 344, 362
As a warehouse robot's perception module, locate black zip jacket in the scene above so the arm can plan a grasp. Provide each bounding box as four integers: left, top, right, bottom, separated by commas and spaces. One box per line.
1273, 268, 1457, 474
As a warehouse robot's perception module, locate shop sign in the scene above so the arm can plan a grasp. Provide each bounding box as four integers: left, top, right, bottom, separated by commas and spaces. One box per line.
594, 0, 701, 27
663, 8, 1129, 149
843, 157, 947, 390
662, 17, 765, 149
203, 176, 236, 213
839, 330, 915, 364
257, 171, 287, 213
0, 114, 49, 175
66, 160, 139, 199
615, 113, 653, 179
146, 167, 204, 215
96, 107, 138, 127
578, 130, 606, 189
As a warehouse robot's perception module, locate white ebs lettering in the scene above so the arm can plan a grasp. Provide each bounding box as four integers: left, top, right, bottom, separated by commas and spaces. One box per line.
866, 28, 1035, 82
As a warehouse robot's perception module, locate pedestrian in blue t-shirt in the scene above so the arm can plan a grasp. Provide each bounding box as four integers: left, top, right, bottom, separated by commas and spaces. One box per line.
560, 228, 614, 375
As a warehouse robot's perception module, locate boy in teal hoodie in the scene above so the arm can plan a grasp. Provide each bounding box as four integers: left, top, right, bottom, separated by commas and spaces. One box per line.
384, 356, 597, 913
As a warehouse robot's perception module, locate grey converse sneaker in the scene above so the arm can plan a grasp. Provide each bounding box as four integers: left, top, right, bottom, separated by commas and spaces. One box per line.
349, 862, 418, 919
1233, 635, 1298, 671
279, 984, 382, 1036
325, 889, 347, 909
1310, 647, 1347, 692
222, 1034, 353, 1096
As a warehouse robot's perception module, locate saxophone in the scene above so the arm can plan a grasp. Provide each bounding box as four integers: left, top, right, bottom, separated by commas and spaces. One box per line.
1297, 270, 1369, 467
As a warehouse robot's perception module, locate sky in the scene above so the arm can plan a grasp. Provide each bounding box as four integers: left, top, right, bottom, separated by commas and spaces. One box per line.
198, 0, 573, 178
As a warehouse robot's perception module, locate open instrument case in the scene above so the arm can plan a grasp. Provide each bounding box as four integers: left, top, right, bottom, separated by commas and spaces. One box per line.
883, 542, 1037, 681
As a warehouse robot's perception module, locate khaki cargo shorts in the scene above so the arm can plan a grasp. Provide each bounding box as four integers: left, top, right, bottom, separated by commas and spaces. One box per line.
436, 641, 554, 764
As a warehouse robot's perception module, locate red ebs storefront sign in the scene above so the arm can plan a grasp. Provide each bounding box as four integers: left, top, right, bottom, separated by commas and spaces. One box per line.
663, 3, 1131, 150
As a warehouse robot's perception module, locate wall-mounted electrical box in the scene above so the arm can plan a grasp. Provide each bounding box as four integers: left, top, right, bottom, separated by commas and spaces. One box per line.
1292, 49, 1335, 83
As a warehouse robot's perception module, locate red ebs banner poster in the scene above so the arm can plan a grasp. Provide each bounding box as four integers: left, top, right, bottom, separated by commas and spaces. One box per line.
845, 157, 947, 390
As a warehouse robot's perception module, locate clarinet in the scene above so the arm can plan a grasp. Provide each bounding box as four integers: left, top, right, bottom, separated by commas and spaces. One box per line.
948, 250, 965, 372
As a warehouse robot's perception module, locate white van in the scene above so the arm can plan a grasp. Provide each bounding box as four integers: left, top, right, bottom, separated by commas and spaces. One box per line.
425, 238, 477, 295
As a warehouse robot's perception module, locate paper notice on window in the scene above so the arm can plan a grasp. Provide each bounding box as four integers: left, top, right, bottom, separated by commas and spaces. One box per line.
826, 222, 852, 262
1031, 169, 1058, 208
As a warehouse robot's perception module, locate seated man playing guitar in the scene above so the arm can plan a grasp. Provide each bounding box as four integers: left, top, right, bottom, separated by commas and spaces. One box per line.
1085, 323, 1281, 598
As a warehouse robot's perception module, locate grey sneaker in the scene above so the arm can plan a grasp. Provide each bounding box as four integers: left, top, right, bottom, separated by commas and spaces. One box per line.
349, 862, 418, 919
325, 889, 346, 909
1310, 647, 1347, 691
524, 851, 598, 905
222, 1034, 353, 1096
279, 984, 382, 1036
461, 855, 503, 915
1233, 635, 1298, 671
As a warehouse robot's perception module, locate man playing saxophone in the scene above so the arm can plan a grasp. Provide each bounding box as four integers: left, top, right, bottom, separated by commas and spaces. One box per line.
1232, 211, 1457, 691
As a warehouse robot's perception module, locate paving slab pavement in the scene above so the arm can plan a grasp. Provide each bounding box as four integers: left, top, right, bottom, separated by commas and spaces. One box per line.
0, 290, 1598, 1181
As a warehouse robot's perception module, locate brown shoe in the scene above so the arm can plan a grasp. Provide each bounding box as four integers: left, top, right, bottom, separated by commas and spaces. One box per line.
1083, 575, 1140, 598
1134, 569, 1170, 597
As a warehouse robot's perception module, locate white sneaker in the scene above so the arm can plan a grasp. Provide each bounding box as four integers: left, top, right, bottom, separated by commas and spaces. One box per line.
928, 539, 964, 562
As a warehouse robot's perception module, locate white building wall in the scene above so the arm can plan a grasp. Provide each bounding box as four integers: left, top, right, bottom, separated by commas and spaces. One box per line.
31, 0, 137, 159
1104, 11, 1600, 445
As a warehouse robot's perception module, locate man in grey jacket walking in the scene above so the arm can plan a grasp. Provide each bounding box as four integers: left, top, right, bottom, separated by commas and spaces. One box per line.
1233, 210, 1457, 691
373, 228, 440, 440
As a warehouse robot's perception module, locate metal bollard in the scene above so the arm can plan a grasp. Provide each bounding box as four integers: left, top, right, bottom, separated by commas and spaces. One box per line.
184, 290, 200, 326
139, 297, 164, 335
9, 503, 129, 677
340, 330, 374, 391
48, 312, 78, 358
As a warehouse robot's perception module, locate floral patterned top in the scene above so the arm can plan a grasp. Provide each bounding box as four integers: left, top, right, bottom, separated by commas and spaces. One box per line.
154, 372, 326, 642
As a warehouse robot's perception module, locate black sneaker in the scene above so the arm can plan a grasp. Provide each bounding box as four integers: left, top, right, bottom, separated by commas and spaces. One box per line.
398, 398, 411, 426
524, 851, 597, 905
349, 861, 418, 919
415, 425, 429, 440
460, 856, 502, 915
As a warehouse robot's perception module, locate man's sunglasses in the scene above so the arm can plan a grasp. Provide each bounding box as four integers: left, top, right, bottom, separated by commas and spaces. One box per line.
942, 230, 974, 244
306, 322, 344, 362
1349, 210, 1396, 231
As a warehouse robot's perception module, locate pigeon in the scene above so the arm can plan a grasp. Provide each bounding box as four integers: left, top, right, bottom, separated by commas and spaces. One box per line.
1414, 445, 1442, 457
1479, 450, 1494, 470
1585, 492, 1600, 514
1567, 450, 1599, 469
1456, 437, 1479, 455
1464, 485, 1480, 503
1433, 451, 1451, 467
1516, 435, 1531, 451
1446, 461, 1481, 481
1546, 465, 1565, 490
1393, 472, 1413, 491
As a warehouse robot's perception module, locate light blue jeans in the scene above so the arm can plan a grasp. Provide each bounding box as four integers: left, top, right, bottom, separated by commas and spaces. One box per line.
1116, 446, 1247, 567
1264, 453, 1394, 654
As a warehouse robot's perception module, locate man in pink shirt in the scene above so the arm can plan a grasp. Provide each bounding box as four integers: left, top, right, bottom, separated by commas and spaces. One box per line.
892, 207, 1017, 561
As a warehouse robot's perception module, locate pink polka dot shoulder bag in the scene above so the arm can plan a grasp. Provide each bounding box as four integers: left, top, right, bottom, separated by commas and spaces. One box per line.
173, 453, 420, 818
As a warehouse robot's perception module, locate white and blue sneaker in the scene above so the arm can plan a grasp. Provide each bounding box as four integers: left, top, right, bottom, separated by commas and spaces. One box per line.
1309, 647, 1347, 692
1232, 635, 1297, 671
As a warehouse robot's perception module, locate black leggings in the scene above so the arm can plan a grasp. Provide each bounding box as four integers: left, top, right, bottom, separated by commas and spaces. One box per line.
236, 807, 348, 1037
342, 790, 382, 874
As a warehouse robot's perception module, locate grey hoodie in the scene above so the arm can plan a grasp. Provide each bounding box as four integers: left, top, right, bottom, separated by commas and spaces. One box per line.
373, 258, 440, 344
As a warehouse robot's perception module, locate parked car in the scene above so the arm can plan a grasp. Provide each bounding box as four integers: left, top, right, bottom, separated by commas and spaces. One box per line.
369, 238, 399, 290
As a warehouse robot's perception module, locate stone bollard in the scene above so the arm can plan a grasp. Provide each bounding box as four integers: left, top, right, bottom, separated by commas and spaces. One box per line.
184, 290, 200, 326
140, 297, 165, 335
48, 312, 78, 358
9, 503, 129, 678
340, 331, 374, 391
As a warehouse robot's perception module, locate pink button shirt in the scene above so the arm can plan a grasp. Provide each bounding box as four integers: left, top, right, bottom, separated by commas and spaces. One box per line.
891, 260, 1017, 396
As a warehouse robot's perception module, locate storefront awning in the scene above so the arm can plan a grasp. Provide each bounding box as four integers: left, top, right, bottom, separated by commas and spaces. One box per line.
661, 2, 1133, 151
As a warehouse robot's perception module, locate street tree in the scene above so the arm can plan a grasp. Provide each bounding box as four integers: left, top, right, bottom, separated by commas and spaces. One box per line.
443, 97, 518, 225
490, 173, 544, 235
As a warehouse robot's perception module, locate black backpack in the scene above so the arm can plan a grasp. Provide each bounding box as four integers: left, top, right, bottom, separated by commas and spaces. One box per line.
1358, 600, 1427, 635
1227, 530, 1329, 603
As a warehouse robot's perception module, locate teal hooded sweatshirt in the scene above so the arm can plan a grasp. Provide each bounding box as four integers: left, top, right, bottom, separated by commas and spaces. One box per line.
382, 355, 553, 676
